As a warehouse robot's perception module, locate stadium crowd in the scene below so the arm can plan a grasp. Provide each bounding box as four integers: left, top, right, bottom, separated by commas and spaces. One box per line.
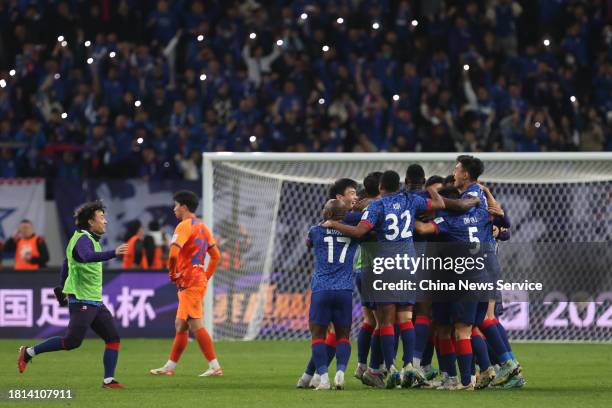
0, 0, 610, 180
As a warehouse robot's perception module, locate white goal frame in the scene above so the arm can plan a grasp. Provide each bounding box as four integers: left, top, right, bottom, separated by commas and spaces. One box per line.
201, 152, 612, 338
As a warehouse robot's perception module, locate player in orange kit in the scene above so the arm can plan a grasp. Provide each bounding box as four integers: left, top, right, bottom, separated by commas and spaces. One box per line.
150, 190, 223, 377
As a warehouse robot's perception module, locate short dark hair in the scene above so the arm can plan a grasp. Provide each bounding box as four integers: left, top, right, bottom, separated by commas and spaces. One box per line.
74, 201, 105, 230
438, 186, 461, 199
20, 219, 32, 224
173, 190, 199, 212
380, 170, 400, 193
328, 178, 358, 199
425, 175, 445, 187
443, 174, 455, 186
363, 172, 382, 198
456, 155, 484, 181
405, 164, 426, 187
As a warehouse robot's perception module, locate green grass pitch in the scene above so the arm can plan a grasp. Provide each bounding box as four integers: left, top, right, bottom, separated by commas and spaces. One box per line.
1, 340, 611, 408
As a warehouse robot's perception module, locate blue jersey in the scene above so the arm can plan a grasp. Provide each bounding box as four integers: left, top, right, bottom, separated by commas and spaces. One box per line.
343, 210, 362, 226
411, 190, 431, 240
432, 208, 490, 248
461, 183, 488, 209
461, 184, 496, 248
307, 224, 360, 292
412, 190, 430, 200
361, 191, 430, 243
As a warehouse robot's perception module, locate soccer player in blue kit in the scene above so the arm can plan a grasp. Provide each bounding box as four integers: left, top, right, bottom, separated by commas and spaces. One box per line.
452, 155, 521, 387
306, 198, 361, 390
297, 178, 361, 389
324, 170, 445, 389
415, 186, 492, 390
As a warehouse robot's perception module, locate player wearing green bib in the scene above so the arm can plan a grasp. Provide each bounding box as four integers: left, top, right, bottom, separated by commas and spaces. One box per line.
17, 201, 128, 389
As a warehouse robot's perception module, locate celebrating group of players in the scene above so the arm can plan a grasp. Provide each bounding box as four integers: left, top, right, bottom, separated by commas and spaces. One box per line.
298, 155, 525, 391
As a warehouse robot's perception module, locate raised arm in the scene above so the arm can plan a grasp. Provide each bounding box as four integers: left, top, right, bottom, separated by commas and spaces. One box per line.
323, 220, 372, 238
427, 185, 445, 210
443, 196, 480, 212
479, 184, 499, 207
73, 235, 120, 263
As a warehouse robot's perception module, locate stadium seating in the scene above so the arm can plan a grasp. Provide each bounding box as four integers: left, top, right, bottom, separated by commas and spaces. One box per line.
0, 0, 610, 181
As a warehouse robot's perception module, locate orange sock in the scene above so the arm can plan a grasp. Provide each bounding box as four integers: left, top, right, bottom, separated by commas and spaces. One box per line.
194, 327, 216, 361
169, 331, 189, 362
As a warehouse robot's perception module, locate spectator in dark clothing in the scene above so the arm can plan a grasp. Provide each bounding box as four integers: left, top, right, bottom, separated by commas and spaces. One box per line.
0, 0, 608, 183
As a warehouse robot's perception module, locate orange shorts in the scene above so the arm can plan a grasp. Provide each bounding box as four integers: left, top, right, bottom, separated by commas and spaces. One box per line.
176, 286, 206, 320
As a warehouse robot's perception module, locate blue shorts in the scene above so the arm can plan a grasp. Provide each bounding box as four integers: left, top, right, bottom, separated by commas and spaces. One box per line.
355, 271, 376, 310
432, 301, 488, 326
309, 289, 353, 327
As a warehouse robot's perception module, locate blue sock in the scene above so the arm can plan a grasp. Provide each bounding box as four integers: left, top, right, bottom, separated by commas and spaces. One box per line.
439, 338, 457, 377
335, 339, 351, 372
487, 340, 501, 366
413, 316, 430, 362
325, 333, 336, 365
480, 319, 512, 363
393, 323, 400, 360
471, 332, 491, 370
496, 320, 515, 360
305, 356, 316, 376
422, 335, 434, 366
33, 336, 63, 355
369, 330, 383, 370
380, 325, 396, 371
399, 321, 415, 367
103, 343, 120, 379
357, 323, 374, 365
456, 339, 473, 386
312, 340, 328, 375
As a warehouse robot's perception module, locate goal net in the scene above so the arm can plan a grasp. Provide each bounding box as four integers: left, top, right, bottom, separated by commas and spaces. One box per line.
202, 153, 612, 342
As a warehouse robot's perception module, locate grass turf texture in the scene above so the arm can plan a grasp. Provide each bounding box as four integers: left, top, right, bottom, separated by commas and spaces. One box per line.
1, 340, 611, 408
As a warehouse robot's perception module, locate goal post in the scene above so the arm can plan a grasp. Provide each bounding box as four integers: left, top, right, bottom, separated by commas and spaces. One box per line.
202, 152, 612, 341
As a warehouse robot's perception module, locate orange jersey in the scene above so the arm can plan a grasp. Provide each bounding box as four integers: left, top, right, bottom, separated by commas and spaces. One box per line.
171, 217, 216, 288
